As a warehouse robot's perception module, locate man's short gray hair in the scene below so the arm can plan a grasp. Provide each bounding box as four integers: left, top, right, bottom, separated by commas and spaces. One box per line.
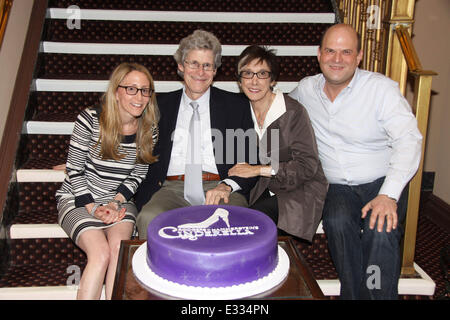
174, 30, 222, 77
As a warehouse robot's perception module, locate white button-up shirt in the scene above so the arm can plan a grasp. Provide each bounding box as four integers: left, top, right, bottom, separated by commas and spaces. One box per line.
250, 89, 286, 140
167, 87, 218, 176
289, 68, 422, 200
167, 87, 240, 192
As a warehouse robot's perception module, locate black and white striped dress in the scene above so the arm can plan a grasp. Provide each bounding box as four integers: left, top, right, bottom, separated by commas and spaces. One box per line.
56, 107, 156, 244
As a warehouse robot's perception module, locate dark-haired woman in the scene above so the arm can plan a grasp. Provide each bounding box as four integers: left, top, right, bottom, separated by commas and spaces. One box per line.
229, 45, 328, 241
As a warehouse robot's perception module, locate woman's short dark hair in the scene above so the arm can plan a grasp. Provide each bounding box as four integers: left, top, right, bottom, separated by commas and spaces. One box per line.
237, 45, 280, 82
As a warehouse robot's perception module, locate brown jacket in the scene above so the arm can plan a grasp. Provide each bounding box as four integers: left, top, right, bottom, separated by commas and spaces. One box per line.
249, 94, 328, 241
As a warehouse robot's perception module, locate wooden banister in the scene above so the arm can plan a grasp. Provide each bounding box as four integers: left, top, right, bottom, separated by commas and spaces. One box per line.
395, 25, 437, 275
0, 0, 13, 50
0, 0, 47, 223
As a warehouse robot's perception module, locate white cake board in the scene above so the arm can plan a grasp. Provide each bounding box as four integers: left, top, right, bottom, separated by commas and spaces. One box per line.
132, 242, 290, 300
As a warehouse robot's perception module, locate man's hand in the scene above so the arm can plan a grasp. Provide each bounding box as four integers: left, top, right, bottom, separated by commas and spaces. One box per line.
228, 163, 260, 178
361, 194, 398, 233
205, 183, 232, 205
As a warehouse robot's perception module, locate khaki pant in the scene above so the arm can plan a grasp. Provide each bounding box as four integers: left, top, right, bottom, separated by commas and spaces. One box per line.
136, 180, 248, 239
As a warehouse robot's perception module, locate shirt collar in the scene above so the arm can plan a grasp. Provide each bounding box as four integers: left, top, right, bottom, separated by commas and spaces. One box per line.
182, 86, 210, 112
317, 67, 360, 97
250, 89, 286, 138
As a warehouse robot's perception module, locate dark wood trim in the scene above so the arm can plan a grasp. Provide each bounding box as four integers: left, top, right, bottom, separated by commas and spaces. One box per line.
422, 194, 450, 233
0, 0, 47, 222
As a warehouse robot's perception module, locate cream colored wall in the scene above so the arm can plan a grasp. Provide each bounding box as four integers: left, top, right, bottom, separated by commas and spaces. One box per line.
407, 0, 450, 204
0, 0, 34, 143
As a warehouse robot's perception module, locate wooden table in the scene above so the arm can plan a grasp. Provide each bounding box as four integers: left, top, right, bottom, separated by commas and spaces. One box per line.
112, 236, 324, 300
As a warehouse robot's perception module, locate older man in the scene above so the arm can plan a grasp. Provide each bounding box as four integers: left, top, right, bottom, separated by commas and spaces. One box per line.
289, 24, 422, 299
134, 30, 257, 239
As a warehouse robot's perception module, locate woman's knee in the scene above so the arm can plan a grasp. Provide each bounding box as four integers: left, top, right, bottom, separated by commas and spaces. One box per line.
78, 231, 111, 268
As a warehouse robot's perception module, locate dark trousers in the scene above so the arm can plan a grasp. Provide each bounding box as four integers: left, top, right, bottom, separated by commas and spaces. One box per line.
322, 177, 408, 300
250, 189, 279, 225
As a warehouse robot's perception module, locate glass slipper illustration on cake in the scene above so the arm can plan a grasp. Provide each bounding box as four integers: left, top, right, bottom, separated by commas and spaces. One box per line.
178, 208, 230, 229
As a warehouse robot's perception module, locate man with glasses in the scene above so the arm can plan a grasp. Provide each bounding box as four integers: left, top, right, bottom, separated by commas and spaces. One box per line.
134, 30, 257, 239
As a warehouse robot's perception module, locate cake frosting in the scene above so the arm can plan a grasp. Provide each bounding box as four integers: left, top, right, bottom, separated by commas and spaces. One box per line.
146, 205, 278, 288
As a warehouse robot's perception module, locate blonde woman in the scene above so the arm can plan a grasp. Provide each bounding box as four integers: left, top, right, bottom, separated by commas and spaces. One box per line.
55, 63, 159, 299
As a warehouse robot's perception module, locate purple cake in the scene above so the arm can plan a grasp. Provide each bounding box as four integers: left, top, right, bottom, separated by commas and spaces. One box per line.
146, 205, 278, 288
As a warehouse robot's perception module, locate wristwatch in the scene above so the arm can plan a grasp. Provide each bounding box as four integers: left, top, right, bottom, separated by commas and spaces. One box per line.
90, 203, 102, 216
110, 199, 122, 210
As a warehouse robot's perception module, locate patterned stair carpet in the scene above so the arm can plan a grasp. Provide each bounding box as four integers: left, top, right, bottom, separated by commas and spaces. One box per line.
1, 202, 448, 300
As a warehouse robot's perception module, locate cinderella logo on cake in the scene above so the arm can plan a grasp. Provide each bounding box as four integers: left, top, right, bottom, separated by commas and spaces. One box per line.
158, 208, 259, 241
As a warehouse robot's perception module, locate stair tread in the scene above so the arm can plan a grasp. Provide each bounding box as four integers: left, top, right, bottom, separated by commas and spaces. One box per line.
11, 209, 57, 225
48, 0, 333, 13
0, 263, 85, 288
0, 238, 86, 288
37, 53, 319, 81
44, 19, 331, 45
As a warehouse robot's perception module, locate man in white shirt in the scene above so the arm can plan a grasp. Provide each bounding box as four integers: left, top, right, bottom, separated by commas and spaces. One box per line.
289, 24, 422, 299
135, 30, 257, 238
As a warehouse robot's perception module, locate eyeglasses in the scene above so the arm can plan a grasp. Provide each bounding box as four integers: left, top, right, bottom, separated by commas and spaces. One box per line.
239, 70, 272, 79
184, 60, 216, 71
118, 85, 153, 97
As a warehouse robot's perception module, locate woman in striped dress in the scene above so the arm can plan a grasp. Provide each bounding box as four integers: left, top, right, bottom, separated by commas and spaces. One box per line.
56, 63, 159, 300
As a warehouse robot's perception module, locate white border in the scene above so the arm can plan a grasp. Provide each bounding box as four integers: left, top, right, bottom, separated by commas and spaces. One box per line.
40, 42, 318, 56
22, 121, 74, 135
47, 9, 335, 23
32, 79, 299, 93
9, 224, 68, 239
316, 263, 436, 296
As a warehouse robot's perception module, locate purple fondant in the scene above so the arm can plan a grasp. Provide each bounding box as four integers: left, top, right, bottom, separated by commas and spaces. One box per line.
146, 205, 278, 287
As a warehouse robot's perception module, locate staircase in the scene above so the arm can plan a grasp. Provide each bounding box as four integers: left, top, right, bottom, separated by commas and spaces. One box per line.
0, 0, 436, 300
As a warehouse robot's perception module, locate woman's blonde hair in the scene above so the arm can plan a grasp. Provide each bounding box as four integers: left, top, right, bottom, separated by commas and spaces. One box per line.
98, 62, 159, 164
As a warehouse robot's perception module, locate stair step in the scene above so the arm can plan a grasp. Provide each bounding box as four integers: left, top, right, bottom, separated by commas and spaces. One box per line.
0, 238, 86, 298
44, 19, 331, 45
3, 238, 86, 267
48, 0, 333, 13
32, 79, 299, 94
36, 53, 319, 81
41, 42, 320, 57
9, 224, 66, 239
16, 134, 69, 169
48, 9, 335, 23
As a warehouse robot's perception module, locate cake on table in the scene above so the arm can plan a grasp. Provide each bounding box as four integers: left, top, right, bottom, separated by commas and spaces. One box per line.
146, 205, 278, 288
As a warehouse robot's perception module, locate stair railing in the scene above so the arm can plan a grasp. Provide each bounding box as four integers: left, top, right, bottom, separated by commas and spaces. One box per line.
0, 0, 47, 223
0, 0, 13, 50
395, 24, 437, 275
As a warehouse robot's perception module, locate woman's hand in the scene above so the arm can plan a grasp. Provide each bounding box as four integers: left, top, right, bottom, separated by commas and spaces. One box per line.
53, 164, 66, 171
228, 163, 261, 178
86, 201, 126, 224
96, 205, 126, 224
